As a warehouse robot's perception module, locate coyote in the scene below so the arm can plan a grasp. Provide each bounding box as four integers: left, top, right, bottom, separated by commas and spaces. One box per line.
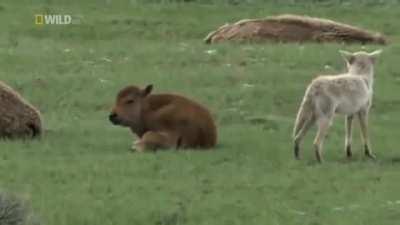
293, 50, 382, 162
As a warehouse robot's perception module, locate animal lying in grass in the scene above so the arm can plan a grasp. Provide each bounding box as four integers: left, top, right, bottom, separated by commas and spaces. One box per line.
293, 50, 382, 162
0, 81, 42, 139
205, 14, 387, 45
109, 84, 217, 152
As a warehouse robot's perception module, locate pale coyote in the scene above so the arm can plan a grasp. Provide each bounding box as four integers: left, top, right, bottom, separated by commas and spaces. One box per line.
293, 50, 382, 162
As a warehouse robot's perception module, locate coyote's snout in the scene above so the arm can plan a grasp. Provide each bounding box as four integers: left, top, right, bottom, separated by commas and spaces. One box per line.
293, 50, 382, 162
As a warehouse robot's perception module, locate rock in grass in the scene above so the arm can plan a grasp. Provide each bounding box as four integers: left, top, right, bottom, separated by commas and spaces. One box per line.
204, 14, 387, 45
0, 81, 42, 139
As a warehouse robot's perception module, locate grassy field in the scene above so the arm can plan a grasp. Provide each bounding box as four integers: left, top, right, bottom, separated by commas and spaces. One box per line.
1, 0, 400, 224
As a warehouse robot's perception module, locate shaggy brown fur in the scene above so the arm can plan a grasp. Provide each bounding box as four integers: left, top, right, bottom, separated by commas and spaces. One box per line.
0, 81, 42, 139
109, 84, 217, 151
204, 14, 387, 45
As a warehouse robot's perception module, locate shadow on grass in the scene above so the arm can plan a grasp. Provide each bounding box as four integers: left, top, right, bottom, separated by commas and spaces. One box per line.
299, 155, 378, 166
333, 154, 400, 165
389, 157, 400, 163
378, 156, 400, 165
129, 143, 225, 154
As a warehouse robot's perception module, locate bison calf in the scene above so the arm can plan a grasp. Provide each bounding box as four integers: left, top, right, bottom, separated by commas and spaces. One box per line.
0, 81, 42, 139
109, 84, 217, 152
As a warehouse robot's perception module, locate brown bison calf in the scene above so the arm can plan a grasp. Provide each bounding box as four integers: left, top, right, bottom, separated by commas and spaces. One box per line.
0, 81, 42, 139
109, 84, 217, 152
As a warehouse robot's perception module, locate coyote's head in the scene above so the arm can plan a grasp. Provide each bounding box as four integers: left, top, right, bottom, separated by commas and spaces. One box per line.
339, 50, 382, 75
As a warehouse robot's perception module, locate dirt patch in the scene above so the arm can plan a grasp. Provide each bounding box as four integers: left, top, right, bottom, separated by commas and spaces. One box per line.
204, 14, 387, 45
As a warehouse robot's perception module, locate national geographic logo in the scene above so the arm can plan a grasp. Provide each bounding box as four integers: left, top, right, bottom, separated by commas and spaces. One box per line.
35, 14, 72, 25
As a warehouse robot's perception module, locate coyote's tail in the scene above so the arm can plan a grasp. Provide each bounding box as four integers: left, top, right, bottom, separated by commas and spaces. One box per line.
293, 88, 314, 138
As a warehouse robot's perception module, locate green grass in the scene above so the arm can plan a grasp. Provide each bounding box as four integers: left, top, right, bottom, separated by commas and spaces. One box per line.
1, 1, 400, 224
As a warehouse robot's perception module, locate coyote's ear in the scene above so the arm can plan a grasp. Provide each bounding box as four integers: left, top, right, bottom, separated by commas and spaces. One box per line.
369, 49, 382, 57
141, 84, 153, 97
339, 50, 355, 64
369, 49, 383, 62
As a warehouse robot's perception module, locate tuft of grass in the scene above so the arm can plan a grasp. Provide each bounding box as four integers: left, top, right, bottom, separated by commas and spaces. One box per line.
0, 192, 40, 225
0, 193, 27, 225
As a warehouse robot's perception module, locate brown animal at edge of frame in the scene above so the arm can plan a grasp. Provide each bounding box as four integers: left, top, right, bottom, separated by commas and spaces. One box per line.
0, 81, 42, 139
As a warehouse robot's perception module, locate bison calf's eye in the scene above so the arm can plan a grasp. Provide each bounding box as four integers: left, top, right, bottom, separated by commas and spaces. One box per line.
125, 99, 135, 104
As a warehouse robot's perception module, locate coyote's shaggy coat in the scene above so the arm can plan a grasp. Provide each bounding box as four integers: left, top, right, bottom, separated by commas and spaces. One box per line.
109, 84, 217, 151
293, 50, 382, 162
0, 81, 42, 139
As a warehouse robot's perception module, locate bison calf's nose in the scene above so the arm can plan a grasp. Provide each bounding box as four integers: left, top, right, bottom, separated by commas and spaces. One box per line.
109, 113, 118, 124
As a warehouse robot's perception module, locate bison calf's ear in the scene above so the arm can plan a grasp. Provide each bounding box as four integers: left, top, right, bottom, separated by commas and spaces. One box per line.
142, 84, 153, 97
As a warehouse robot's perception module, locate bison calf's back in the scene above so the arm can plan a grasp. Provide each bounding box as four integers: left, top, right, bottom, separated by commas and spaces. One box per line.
110, 85, 217, 151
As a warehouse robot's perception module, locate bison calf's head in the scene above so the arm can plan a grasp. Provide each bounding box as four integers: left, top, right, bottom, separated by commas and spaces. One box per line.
109, 84, 153, 127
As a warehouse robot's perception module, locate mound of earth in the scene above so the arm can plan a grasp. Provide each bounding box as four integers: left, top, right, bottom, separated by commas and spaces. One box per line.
204, 14, 387, 45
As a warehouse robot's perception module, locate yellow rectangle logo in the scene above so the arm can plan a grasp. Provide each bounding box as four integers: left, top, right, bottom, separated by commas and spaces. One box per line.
35, 15, 43, 25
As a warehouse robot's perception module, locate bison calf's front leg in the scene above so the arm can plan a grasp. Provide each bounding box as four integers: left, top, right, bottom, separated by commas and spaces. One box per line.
132, 131, 178, 152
